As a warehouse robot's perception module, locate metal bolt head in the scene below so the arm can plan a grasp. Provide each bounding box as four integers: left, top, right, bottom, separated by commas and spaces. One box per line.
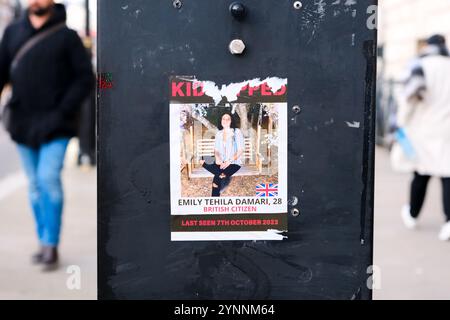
293, 1, 303, 10
291, 208, 300, 217
229, 39, 246, 55
173, 0, 182, 9
229, 2, 247, 20
288, 196, 299, 206
292, 105, 301, 114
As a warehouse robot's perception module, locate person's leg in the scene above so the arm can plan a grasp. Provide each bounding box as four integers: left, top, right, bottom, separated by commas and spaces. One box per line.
211, 174, 221, 197
219, 165, 241, 193
16, 144, 43, 244
201, 163, 222, 196
441, 177, 450, 222
439, 178, 450, 241
36, 138, 70, 248
222, 164, 241, 178
202, 163, 222, 176
410, 172, 431, 218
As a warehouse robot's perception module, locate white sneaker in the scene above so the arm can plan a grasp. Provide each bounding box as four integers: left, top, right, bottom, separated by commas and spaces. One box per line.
401, 205, 417, 229
438, 221, 450, 241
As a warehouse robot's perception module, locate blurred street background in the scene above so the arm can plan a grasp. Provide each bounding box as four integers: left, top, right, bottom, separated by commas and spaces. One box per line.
374, 147, 450, 300
374, 0, 450, 299
0, 0, 449, 300
0, 127, 96, 299
0, 0, 96, 299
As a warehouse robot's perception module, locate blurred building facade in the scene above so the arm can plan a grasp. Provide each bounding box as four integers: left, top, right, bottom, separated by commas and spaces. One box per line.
0, 0, 19, 34
379, 0, 450, 79
376, 0, 450, 146
57, 0, 97, 37
1, 0, 96, 38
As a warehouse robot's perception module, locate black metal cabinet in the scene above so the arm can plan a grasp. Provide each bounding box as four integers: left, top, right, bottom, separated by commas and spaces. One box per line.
98, 0, 377, 300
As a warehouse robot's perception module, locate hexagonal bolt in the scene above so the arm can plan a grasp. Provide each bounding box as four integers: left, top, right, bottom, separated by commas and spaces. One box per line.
229, 39, 246, 55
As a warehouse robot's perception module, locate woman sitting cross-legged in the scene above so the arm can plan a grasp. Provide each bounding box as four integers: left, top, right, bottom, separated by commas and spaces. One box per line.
200, 112, 244, 197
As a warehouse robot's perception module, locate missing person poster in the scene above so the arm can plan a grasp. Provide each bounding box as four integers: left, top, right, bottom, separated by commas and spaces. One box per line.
170, 76, 288, 241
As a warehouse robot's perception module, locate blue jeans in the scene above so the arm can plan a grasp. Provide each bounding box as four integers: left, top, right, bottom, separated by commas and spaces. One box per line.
17, 138, 70, 246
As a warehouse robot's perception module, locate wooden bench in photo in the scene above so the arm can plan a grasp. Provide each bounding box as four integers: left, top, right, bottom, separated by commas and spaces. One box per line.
188, 138, 262, 178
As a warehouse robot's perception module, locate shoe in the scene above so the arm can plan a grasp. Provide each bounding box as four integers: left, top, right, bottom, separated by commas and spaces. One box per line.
438, 221, 450, 241
41, 246, 59, 272
31, 247, 44, 265
401, 205, 417, 229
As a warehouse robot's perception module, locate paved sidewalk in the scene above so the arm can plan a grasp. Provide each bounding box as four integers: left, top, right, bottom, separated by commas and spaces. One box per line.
0, 141, 96, 300
374, 147, 450, 300
1, 143, 448, 300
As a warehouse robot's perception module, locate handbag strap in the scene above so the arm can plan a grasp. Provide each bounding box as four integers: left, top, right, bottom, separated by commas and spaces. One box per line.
10, 22, 66, 73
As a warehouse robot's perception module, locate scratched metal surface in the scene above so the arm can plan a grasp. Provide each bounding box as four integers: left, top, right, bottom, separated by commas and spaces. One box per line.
98, 0, 377, 300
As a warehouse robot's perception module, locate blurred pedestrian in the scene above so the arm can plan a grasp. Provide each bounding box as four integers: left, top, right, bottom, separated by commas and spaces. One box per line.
0, 0, 94, 270
391, 34, 450, 241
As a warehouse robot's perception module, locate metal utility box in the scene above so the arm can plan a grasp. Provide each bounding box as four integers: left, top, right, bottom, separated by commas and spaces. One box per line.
98, 0, 377, 300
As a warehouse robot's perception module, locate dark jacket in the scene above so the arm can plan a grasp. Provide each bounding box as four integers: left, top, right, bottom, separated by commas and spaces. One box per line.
0, 4, 94, 148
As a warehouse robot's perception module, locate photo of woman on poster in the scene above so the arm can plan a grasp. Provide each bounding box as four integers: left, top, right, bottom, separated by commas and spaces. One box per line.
200, 112, 245, 197
177, 102, 281, 198
170, 76, 287, 241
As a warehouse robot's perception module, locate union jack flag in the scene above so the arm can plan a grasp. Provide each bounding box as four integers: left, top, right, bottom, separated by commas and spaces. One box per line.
256, 183, 278, 197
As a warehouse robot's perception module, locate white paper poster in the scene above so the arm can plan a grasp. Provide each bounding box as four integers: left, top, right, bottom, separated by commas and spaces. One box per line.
170, 76, 288, 241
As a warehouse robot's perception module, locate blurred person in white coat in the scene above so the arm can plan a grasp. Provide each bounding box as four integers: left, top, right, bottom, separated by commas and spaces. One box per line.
391, 34, 450, 241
